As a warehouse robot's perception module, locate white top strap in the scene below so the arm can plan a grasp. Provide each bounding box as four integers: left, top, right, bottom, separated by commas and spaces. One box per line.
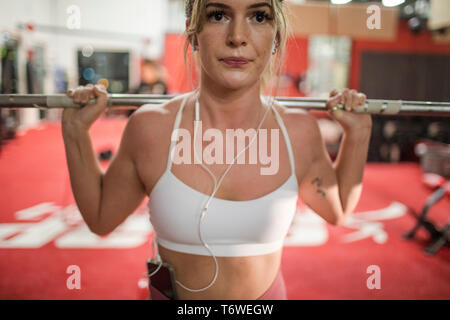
271, 104, 296, 176
167, 93, 190, 171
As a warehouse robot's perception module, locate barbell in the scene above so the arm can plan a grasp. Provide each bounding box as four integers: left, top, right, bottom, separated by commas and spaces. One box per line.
0, 94, 449, 117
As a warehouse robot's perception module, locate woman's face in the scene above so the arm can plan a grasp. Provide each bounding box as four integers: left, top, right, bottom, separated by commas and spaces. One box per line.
194, 0, 276, 90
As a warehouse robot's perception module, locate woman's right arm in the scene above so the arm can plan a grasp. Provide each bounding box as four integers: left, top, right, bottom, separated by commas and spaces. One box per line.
62, 84, 147, 235
62, 124, 104, 233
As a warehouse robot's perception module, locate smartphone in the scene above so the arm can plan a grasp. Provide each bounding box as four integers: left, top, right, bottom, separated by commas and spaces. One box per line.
146, 258, 178, 300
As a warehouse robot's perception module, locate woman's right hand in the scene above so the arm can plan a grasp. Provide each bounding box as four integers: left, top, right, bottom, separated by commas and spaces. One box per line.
62, 83, 108, 133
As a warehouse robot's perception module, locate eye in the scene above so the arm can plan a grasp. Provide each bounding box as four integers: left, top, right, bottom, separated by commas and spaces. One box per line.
253, 10, 273, 23
206, 10, 225, 22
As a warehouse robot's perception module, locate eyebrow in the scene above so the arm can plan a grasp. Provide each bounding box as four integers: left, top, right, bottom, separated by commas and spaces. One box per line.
205, 2, 272, 10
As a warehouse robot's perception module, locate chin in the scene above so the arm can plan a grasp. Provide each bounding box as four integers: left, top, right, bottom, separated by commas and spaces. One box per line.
219, 74, 257, 90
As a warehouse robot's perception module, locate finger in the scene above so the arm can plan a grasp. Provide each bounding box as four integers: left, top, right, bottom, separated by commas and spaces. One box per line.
83, 84, 96, 103
73, 86, 84, 104
357, 93, 366, 106
326, 94, 344, 119
93, 85, 108, 106
345, 90, 354, 111
342, 89, 350, 111
85, 84, 96, 101
80, 88, 92, 104
67, 89, 74, 97
326, 93, 342, 109
93, 84, 107, 96
350, 89, 358, 110
327, 95, 344, 119
86, 84, 94, 100
329, 89, 339, 98
95, 83, 107, 93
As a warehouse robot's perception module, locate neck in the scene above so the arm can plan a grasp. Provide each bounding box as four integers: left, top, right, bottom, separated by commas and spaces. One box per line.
196, 77, 266, 130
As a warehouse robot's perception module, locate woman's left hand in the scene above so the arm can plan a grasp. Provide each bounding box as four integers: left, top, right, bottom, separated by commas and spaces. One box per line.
326, 88, 372, 133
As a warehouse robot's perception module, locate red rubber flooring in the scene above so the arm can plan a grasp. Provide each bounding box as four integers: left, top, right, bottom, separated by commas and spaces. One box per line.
0, 117, 449, 299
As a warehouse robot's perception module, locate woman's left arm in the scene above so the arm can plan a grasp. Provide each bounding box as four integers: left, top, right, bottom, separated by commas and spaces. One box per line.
327, 88, 372, 222
298, 89, 372, 226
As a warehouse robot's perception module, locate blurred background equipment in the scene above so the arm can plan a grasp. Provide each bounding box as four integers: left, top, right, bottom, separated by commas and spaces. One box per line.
0, 35, 19, 152
98, 148, 114, 161
415, 139, 450, 178
403, 139, 449, 255
78, 51, 130, 94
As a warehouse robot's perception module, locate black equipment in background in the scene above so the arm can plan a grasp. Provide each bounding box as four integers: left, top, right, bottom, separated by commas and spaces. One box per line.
77, 51, 129, 94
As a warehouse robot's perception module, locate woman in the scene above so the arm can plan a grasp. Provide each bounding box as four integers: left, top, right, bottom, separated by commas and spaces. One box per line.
61, 0, 372, 300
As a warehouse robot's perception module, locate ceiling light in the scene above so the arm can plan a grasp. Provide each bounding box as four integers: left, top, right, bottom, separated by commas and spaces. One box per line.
331, 0, 352, 4
382, 0, 406, 7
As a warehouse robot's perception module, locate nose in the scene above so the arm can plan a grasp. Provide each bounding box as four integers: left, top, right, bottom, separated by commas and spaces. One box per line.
226, 16, 248, 48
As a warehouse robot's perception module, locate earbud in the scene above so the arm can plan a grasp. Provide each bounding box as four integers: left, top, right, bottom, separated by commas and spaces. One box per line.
271, 41, 277, 54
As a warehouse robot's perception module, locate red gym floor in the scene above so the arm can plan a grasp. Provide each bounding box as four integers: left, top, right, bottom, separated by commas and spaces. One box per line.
0, 117, 449, 300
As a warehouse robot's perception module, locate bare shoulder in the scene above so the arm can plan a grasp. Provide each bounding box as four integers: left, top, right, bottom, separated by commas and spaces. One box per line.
125, 93, 190, 141
129, 99, 173, 128
272, 101, 320, 140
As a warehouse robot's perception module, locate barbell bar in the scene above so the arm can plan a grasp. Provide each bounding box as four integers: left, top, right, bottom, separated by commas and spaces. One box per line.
0, 94, 449, 117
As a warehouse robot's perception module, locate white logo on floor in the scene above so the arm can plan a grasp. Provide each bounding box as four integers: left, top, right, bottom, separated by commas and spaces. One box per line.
284, 202, 407, 246
0, 203, 152, 248
0, 202, 406, 248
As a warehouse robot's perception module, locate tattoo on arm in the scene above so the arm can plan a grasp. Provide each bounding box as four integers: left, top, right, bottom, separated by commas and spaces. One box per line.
311, 177, 326, 197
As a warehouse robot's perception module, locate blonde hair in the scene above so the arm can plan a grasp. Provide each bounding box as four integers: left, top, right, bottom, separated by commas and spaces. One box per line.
183, 0, 290, 98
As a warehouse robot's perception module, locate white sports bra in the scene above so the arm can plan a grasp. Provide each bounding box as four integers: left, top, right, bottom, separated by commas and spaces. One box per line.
148, 92, 299, 257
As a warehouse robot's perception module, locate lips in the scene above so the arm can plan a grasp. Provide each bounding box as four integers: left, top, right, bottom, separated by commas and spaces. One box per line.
221, 57, 250, 67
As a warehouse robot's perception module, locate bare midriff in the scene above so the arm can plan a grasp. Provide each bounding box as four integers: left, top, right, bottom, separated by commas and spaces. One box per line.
157, 244, 282, 300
